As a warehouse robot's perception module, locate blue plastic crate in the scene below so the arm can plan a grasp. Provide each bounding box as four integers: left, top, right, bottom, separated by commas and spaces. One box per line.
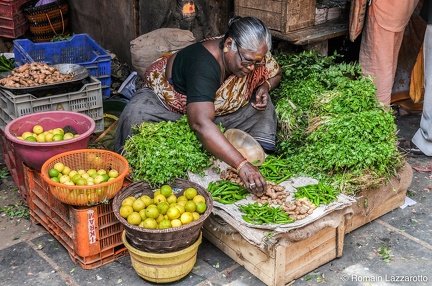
13, 34, 111, 97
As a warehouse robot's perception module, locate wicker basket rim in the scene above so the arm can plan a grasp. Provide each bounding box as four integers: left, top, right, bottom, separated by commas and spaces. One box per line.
40, 149, 130, 190
113, 179, 213, 234
122, 230, 203, 256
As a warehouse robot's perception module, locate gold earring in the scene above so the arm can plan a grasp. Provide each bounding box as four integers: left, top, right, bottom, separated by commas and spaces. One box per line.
223, 46, 228, 53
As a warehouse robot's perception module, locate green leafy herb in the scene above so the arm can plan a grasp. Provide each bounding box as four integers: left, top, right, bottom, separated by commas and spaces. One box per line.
123, 116, 213, 186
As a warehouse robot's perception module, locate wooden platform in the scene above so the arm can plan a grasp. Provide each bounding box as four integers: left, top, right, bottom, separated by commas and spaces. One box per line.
271, 18, 348, 45
203, 162, 413, 286
345, 162, 413, 233
203, 208, 350, 286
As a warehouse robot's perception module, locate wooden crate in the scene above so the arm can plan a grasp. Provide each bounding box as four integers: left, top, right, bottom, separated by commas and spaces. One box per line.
345, 162, 413, 233
203, 208, 351, 286
234, 0, 316, 34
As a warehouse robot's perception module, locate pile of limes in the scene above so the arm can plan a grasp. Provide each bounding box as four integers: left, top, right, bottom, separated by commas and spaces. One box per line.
47, 162, 119, 186
17, 124, 79, 142
119, 185, 207, 229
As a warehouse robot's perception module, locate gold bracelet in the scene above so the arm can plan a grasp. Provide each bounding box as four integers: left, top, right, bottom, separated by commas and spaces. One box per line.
265, 80, 272, 91
236, 159, 248, 173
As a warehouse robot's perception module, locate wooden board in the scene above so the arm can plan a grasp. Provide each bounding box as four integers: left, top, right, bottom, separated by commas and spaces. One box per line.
345, 162, 413, 233
203, 209, 349, 286
271, 18, 348, 45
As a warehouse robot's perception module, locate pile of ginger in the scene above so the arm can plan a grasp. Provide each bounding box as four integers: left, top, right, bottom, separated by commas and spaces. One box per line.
0, 62, 75, 88
220, 167, 316, 220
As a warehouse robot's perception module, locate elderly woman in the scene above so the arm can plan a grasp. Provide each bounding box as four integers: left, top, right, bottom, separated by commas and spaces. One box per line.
115, 16, 282, 195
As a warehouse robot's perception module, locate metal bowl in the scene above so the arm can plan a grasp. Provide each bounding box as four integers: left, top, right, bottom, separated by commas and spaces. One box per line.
0, 63, 89, 97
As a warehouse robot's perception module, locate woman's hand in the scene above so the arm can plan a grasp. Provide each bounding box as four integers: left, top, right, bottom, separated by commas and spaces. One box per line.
237, 162, 266, 196
251, 84, 269, 111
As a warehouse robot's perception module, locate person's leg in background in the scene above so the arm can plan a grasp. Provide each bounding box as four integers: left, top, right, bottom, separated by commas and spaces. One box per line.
359, 5, 405, 106
412, 24, 432, 155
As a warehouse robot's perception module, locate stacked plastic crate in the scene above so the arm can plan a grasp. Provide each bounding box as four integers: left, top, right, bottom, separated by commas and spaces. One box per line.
13, 34, 112, 97
0, 0, 30, 38
25, 164, 129, 269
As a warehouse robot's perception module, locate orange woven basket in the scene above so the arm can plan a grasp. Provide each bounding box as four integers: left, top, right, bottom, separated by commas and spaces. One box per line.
41, 149, 130, 206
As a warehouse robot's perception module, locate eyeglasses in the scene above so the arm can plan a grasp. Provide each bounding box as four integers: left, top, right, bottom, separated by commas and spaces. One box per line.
236, 47, 266, 68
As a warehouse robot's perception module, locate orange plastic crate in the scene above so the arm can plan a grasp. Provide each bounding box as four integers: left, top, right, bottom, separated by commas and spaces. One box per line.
0, 128, 27, 201
24, 164, 128, 269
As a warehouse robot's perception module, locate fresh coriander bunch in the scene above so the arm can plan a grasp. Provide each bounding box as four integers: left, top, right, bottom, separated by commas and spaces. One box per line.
123, 116, 213, 186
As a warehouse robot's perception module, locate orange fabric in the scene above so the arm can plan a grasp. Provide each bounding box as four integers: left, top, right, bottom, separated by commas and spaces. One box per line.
374, 0, 419, 32
359, 0, 419, 105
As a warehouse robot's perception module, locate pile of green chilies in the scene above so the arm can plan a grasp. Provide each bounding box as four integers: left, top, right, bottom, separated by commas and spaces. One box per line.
294, 182, 340, 206
239, 202, 295, 225
207, 180, 249, 204
258, 155, 293, 184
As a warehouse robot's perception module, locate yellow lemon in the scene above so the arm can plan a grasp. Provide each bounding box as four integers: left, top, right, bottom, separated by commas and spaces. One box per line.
127, 212, 142, 225
142, 218, 158, 229
119, 205, 134, 218
166, 207, 180, 220
193, 195, 206, 204
171, 219, 182, 227
184, 187, 198, 200
154, 194, 167, 204
132, 199, 146, 212
180, 212, 194, 225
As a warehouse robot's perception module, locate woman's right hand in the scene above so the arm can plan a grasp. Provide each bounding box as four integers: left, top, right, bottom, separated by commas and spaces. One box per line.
237, 162, 266, 196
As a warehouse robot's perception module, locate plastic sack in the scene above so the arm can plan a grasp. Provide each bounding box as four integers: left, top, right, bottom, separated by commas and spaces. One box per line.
35, 0, 57, 7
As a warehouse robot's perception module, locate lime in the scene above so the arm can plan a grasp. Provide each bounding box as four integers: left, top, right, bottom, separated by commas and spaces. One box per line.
52, 134, 63, 141
101, 173, 110, 182
184, 187, 198, 200
139, 209, 147, 221
157, 202, 170, 215
145, 205, 160, 219
184, 200, 197, 213
50, 177, 60, 183
25, 136, 37, 142
196, 202, 207, 214
159, 219, 172, 229
48, 168, 60, 178
160, 185, 173, 198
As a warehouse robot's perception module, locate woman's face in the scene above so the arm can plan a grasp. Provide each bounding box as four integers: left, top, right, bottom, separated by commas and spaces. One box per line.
225, 38, 268, 78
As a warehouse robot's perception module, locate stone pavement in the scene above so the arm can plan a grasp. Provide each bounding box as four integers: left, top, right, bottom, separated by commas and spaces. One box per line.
0, 113, 431, 286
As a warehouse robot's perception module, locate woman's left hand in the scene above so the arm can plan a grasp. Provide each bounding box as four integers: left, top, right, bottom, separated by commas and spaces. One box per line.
251, 84, 269, 111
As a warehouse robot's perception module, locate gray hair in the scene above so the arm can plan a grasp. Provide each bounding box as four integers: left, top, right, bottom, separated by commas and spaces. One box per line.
224, 16, 272, 52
